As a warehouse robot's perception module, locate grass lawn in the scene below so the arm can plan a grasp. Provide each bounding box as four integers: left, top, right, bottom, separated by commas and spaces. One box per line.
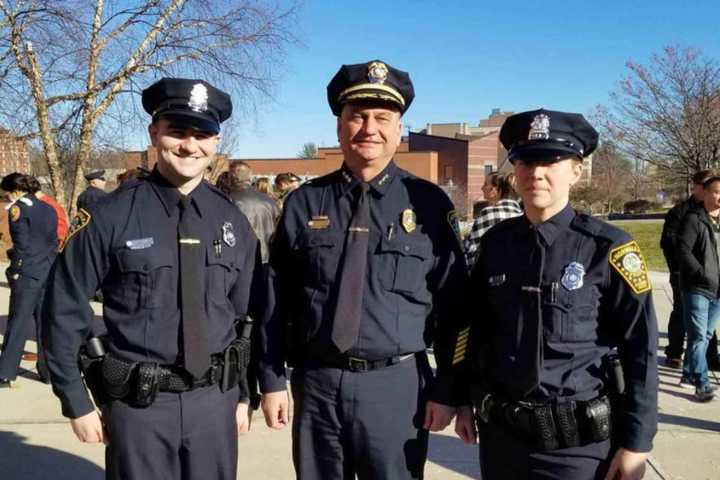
610, 220, 667, 272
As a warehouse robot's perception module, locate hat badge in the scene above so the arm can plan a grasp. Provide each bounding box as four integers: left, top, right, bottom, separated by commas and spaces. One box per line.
528, 114, 551, 140
367, 61, 388, 84
188, 83, 209, 113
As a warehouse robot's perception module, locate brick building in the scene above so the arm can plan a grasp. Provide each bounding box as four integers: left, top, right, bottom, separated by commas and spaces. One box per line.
0, 128, 31, 177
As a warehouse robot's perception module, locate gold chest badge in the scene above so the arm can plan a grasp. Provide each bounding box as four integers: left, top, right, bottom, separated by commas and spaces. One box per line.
401, 208, 416, 233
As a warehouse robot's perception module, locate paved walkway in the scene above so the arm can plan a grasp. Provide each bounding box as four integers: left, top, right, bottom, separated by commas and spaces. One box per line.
0, 271, 718, 479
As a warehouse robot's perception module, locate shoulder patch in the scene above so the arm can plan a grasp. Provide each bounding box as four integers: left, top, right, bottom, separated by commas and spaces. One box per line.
59, 208, 92, 252
9, 205, 20, 222
609, 240, 651, 294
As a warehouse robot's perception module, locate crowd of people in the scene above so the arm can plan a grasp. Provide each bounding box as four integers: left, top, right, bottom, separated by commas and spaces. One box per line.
0, 60, 709, 480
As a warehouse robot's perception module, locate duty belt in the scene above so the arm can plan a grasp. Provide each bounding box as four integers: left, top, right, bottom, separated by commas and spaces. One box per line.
305, 353, 416, 373
473, 390, 612, 450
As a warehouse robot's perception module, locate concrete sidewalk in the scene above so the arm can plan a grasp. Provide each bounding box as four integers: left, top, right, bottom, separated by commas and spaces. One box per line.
0, 271, 718, 479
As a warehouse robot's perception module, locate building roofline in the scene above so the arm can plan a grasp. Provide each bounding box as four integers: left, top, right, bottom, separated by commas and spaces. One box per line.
409, 131, 468, 143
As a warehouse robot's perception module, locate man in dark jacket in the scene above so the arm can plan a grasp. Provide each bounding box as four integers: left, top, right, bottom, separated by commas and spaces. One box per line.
677, 171, 720, 401
661, 169, 719, 370
228, 161, 280, 263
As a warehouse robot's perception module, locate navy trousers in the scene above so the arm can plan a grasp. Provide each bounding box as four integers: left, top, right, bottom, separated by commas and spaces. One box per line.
478, 422, 613, 480
0, 273, 49, 380
291, 355, 430, 480
103, 384, 239, 480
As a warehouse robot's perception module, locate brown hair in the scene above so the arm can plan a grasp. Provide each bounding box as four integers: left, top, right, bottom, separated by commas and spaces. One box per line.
694, 169, 714, 185
486, 172, 517, 200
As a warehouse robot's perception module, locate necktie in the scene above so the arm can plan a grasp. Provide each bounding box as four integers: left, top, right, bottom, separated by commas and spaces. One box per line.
178, 196, 210, 378
331, 183, 370, 352
516, 229, 545, 397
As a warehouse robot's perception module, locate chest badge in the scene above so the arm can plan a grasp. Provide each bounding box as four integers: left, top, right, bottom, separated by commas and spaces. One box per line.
561, 262, 585, 290
308, 215, 330, 230
222, 222, 236, 247
401, 208, 416, 233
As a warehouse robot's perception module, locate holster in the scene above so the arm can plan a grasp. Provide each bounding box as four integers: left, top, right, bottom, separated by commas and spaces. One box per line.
101, 354, 136, 401
221, 336, 251, 393
78, 336, 109, 407
135, 362, 161, 407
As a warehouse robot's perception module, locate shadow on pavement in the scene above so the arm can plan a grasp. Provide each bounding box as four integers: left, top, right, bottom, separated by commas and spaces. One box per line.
427, 433, 479, 479
658, 387, 696, 402
659, 412, 720, 432
0, 431, 104, 479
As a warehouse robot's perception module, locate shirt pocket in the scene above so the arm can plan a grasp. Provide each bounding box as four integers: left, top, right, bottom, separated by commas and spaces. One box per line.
299, 230, 344, 288
206, 245, 238, 306
115, 248, 173, 309
543, 286, 598, 342
378, 236, 433, 294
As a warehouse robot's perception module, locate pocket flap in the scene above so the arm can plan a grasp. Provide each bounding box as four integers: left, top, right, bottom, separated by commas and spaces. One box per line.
379, 237, 432, 260
117, 248, 173, 273
206, 245, 236, 270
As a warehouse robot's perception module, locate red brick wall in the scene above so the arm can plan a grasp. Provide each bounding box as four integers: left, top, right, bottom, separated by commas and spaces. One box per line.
0, 129, 30, 178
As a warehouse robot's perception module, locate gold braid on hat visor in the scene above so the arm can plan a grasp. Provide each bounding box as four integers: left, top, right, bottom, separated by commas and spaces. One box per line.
338, 83, 405, 107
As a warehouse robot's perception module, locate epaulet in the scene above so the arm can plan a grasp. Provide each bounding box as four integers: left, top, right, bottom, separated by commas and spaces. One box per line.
571, 213, 623, 242
114, 177, 144, 192
305, 170, 340, 188
18, 197, 33, 206
206, 182, 235, 206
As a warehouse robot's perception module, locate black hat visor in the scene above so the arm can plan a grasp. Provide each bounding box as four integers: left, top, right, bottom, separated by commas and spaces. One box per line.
154, 110, 220, 135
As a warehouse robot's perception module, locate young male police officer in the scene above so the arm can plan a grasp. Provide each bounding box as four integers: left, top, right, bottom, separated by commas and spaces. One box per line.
43, 78, 260, 480
451, 110, 658, 480
259, 60, 468, 479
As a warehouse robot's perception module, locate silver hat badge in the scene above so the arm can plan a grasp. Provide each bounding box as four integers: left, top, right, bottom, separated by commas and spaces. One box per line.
528, 113, 551, 140
188, 83, 209, 112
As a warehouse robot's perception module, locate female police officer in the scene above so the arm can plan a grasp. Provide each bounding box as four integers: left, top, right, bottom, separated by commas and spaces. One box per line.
0, 172, 57, 387
451, 110, 658, 479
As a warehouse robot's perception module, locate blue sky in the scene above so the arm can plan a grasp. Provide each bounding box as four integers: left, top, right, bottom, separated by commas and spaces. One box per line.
222, 0, 720, 158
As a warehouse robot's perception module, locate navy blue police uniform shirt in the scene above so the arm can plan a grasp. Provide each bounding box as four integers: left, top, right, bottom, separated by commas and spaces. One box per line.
43, 170, 261, 419
259, 161, 468, 404
7, 194, 58, 277
465, 204, 658, 452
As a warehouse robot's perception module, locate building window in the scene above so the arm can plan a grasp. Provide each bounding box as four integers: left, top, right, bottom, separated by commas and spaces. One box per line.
444, 165, 453, 180
484, 164, 494, 175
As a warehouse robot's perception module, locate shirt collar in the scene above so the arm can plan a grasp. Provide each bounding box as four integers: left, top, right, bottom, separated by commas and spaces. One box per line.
148, 168, 210, 218
534, 203, 575, 246
337, 160, 398, 198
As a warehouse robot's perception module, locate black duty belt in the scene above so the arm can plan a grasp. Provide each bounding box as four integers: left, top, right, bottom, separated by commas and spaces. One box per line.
304, 353, 416, 373
473, 390, 612, 451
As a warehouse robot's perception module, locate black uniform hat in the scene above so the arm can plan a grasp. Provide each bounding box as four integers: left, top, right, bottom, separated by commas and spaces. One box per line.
142, 78, 232, 134
84, 170, 105, 181
500, 109, 599, 163
327, 60, 414, 116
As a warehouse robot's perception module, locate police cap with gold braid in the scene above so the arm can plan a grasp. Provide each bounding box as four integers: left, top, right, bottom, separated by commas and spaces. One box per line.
327, 60, 414, 116
500, 108, 599, 164
142, 78, 232, 134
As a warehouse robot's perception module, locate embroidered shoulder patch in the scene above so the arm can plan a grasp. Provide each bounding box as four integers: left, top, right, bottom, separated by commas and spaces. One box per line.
609, 240, 651, 294
59, 208, 91, 252
9, 205, 20, 222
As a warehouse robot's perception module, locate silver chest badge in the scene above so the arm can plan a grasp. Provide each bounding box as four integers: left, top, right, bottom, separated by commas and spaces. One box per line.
561, 262, 585, 290
222, 222, 236, 247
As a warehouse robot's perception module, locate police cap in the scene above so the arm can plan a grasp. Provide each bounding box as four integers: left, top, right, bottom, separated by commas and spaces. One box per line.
84, 170, 105, 181
327, 60, 414, 116
500, 109, 599, 163
142, 78, 232, 134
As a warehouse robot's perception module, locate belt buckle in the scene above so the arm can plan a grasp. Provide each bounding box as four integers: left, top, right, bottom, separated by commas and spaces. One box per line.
347, 357, 368, 372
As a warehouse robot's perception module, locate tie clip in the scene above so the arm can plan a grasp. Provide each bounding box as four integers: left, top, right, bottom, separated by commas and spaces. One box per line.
349, 227, 369, 233
521, 286, 541, 292
179, 238, 201, 244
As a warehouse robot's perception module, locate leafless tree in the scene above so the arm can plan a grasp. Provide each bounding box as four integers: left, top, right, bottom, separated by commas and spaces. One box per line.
595, 46, 720, 187
297, 141, 317, 159
0, 0, 298, 211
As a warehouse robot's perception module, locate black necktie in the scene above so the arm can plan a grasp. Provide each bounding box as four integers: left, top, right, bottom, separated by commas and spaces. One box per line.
178, 196, 210, 378
516, 229, 545, 397
331, 183, 370, 352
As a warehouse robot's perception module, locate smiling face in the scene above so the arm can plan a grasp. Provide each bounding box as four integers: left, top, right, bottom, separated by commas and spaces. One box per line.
148, 118, 219, 191
337, 102, 402, 180
514, 157, 583, 223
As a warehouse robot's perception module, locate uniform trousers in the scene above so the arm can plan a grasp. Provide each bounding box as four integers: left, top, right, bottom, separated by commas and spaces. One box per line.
478, 422, 613, 480
103, 384, 239, 480
290, 354, 430, 480
0, 272, 50, 380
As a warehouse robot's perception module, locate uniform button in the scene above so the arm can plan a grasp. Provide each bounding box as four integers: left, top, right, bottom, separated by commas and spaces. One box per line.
142, 265, 148, 271
404, 245, 410, 252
